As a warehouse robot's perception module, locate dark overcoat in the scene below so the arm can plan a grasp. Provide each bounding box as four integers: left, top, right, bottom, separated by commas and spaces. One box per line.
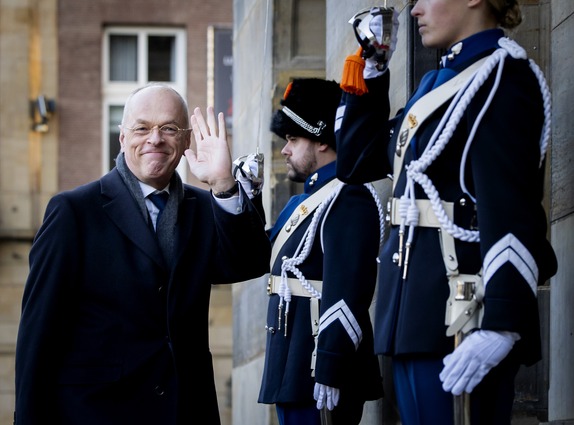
15, 168, 270, 425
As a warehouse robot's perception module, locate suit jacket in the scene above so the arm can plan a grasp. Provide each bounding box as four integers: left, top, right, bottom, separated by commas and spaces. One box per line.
335, 29, 557, 364
258, 163, 383, 406
15, 168, 270, 425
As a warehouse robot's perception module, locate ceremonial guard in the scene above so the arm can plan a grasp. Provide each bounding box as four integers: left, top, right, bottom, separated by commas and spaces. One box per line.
335, 1, 558, 424
255, 78, 384, 425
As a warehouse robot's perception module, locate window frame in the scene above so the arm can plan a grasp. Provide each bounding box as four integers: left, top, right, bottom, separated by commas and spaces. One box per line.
101, 26, 187, 174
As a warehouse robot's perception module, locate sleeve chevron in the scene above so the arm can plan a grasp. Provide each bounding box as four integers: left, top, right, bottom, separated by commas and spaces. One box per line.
483, 233, 538, 295
318, 299, 362, 349
334, 105, 345, 133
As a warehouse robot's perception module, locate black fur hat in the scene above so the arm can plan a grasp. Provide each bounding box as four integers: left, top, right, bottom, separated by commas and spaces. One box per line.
270, 78, 342, 150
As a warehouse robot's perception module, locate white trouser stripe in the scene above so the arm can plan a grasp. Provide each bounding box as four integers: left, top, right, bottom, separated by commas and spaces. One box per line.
483, 233, 538, 295
319, 299, 362, 349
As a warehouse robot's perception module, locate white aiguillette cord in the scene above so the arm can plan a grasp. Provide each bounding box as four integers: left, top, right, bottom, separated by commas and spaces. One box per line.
392, 57, 487, 192
269, 179, 341, 268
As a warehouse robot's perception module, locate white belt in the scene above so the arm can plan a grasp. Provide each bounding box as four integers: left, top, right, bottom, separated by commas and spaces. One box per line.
387, 199, 483, 336
388, 197, 453, 228
267, 275, 323, 297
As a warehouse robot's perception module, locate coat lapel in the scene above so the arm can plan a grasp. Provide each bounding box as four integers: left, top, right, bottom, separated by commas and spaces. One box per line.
171, 192, 197, 266
100, 170, 165, 269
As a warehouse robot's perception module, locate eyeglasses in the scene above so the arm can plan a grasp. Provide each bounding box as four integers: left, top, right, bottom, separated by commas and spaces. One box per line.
123, 123, 191, 137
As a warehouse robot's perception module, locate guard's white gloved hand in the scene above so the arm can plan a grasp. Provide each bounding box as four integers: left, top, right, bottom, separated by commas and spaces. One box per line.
313, 383, 340, 411
362, 7, 399, 79
440, 330, 520, 395
232, 153, 264, 199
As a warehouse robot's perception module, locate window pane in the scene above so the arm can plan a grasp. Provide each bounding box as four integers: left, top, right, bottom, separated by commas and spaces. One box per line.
214, 28, 233, 129
108, 105, 123, 170
110, 35, 138, 81
148, 35, 175, 81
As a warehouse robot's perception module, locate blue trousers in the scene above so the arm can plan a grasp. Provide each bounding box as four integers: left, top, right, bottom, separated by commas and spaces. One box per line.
392, 354, 520, 425
276, 398, 365, 425
276, 403, 319, 425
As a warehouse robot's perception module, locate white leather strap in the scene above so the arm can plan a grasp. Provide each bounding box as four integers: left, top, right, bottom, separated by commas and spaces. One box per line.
267, 275, 323, 298
270, 179, 341, 268
388, 197, 454, 228
392, 58, 488, 192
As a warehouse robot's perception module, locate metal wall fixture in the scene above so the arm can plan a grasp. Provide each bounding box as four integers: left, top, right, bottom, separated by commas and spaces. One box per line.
30, 95, 56, 133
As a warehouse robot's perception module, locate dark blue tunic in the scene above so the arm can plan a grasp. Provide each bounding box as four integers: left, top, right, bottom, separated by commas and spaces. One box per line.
258, 162, 384, 405
335, 29, 557, 364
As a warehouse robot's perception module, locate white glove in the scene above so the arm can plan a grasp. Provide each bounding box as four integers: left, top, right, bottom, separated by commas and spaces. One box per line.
232, 153, 264, 199
363, 54, 384, 79
362, 7, 399, 79
439, 330, 521, 395
313, 383, 340, 411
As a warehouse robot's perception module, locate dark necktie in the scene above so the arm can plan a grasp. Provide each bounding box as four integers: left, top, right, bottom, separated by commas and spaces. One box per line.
148, 191, 169, 229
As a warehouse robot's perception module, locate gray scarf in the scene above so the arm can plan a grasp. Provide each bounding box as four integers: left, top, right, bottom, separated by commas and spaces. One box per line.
115, 152, 183, 265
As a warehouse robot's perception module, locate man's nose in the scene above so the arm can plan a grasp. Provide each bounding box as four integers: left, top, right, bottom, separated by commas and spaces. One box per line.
148, 126, 163, 142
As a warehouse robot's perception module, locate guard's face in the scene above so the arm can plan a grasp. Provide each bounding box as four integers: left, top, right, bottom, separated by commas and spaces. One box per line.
281, 135, 318, 183
411, 0, 476, 49
120, 86, 190, 189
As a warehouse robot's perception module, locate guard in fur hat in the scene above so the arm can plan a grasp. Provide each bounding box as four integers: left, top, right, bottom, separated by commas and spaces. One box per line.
256, 78, 384, 425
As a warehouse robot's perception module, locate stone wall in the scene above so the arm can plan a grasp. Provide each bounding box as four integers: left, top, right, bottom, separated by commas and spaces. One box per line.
231, 0, 574, 424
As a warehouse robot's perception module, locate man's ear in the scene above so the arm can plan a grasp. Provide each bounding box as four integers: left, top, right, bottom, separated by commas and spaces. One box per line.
119, 130, 126, 152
